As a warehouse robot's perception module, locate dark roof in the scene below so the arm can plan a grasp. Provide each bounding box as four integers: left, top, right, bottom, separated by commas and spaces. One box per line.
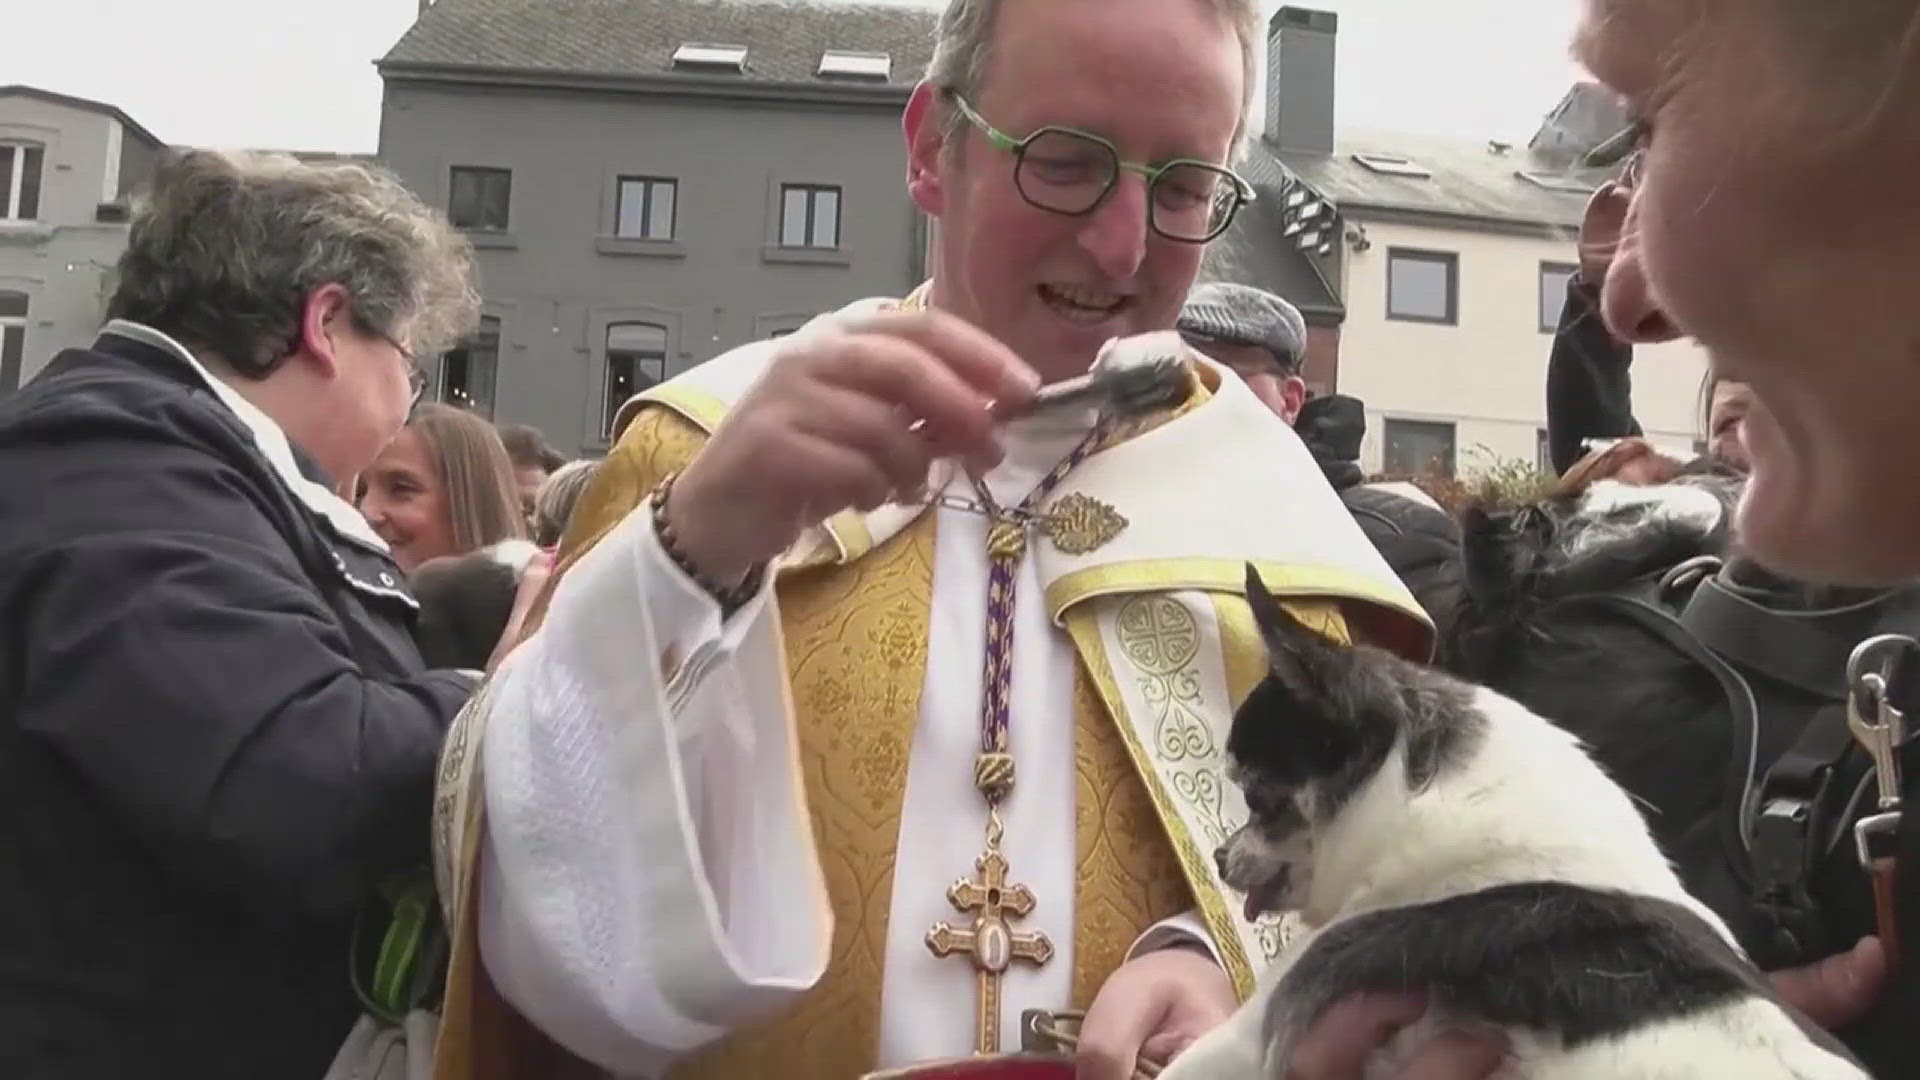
0, 84, 165, 150
1529, 82, 1631, 169
1247, 129, 1617, 233
380, 0, 938, 90
1201, 187, 1343, 323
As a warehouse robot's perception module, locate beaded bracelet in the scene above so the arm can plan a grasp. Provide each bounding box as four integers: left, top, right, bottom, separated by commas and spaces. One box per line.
650, 472, 765, 613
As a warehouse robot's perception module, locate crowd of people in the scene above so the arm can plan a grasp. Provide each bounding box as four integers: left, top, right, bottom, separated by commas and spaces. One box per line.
1, 0, 1917, 1077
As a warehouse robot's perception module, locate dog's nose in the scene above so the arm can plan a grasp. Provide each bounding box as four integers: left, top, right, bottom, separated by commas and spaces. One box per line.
1213, 845, 1230, 880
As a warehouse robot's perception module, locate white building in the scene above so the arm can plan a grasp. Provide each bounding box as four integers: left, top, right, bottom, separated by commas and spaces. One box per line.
1206, 9, 1706, 479
0, 86, 166, 394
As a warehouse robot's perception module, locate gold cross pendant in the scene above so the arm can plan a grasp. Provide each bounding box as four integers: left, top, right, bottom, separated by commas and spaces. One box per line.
925, 847, 1055, 1053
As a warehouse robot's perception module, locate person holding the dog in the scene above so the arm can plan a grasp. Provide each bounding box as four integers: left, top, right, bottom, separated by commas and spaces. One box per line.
1291, 1, 1920, 1076
428, 2, 1439, 1078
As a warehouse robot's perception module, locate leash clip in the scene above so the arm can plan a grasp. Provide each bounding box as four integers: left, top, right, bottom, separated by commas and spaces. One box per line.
1846, 634, 1913, 819
1846, 634, 1916, 968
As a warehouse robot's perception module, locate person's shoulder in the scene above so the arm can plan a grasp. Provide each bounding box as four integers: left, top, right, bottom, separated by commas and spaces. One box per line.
1342, 483, 1461, 542
2, 346, 237, 449
0, 350, 266, 540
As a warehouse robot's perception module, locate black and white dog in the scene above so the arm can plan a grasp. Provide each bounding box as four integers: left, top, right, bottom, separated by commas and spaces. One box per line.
1159, 566, 1867, 1078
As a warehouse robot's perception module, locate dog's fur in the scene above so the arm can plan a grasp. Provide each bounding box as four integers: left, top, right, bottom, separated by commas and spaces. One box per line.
1157, 565, 1867, 1079
409, 539, 542, 671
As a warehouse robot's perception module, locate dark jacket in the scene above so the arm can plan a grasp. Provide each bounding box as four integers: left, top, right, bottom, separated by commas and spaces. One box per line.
0, 324, 474, 1078
1545, 271, 1642, 476
1537, 279, 1920, 1075
1295, 394, 1463, 644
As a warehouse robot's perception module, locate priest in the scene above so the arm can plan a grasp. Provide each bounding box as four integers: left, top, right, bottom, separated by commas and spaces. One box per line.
431, 0, 1432, 1077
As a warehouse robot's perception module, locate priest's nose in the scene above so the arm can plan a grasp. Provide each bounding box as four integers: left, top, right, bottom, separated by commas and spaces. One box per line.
1213, 845, 1230, 880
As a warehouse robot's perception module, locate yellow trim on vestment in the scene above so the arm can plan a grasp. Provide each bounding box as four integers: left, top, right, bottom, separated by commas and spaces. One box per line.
1050, 559, 1430, 661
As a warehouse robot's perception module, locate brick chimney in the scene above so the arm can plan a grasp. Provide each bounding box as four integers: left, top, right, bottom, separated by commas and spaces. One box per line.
1264, 7, 1338, 156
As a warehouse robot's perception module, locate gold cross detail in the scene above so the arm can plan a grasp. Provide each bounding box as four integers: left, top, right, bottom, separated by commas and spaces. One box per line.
925, 847, 1055, 1053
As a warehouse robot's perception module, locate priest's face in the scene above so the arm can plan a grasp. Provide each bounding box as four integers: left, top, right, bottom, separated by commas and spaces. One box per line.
908, 0, 1245, 384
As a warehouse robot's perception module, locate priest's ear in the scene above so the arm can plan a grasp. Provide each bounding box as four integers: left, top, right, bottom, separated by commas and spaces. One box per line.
903, 82, 948, 216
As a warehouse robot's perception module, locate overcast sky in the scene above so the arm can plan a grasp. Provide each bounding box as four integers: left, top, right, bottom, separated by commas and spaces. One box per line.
13, 0, 1589, 153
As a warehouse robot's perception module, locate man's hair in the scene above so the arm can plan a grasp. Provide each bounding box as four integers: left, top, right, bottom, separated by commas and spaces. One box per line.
108, 148, 479, 378
925, 0, 1261, 157
497, 422, 567, 473
409, 403, 529, 554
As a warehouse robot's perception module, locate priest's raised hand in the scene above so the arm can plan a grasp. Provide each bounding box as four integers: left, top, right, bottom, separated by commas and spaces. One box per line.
665, 307, 1041, 586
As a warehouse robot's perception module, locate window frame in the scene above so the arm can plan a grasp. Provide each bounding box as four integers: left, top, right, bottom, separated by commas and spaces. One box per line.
778, 182, 842, 250
602, 321, 669, 438
448, 165, 513, 232
436, 314, 503, 417
1382, 417, 1458, 480
0, 142, 45, 222
0, 289, 27, 394
1385, 247, 1459, 326
615, 175, 678, 241
1538, 260, 1578, 334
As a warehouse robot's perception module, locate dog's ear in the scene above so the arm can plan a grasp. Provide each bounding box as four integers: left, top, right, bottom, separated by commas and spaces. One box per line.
1245, 564, 1347, 694
1237, 565, 1362, 778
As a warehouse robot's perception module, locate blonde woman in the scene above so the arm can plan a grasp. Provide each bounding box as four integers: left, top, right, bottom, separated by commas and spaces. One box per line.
359, 402, 527, 572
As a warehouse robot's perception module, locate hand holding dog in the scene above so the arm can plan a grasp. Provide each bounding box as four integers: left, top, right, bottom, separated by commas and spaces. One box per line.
1284, 992, 1506, 1080
1075, 946, 1237, 1079
1771, 935, 1886, 1031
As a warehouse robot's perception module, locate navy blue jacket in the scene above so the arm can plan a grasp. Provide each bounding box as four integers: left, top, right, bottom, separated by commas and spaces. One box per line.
0, 325, 473, 1078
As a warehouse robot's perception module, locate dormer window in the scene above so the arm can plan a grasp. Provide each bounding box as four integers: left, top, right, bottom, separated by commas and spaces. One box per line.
1352, 152, 1431, 179
671, 43, 748, 72
1516, 169, 1597, 194
818, 50, 891, 80
0, 142, 45, 222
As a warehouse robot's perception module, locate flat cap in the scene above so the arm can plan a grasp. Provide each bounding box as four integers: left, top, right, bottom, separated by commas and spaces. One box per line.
1177, 282, 1308, 372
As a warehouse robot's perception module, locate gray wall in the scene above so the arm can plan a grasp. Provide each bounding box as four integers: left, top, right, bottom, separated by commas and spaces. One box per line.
379, 79, 928, 455
0, 95, 141, 390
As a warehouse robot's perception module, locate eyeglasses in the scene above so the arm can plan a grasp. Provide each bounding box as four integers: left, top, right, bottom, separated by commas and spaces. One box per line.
377, 330, 429, 408
944, 91, 1254, 244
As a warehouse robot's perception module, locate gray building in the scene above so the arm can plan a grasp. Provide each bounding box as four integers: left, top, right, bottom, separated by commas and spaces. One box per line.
0, 86, 165, 393
377, 0, 940, 455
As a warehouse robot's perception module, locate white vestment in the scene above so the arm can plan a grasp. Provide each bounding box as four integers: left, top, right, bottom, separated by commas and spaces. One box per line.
476, 407, 1208, 1076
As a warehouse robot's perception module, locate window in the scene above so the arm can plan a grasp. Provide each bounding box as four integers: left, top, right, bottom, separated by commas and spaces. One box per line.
1517, 170, 1596, 195
1539, 262, 1577, 333
672, 43, 748, 71
1383, 418, 1456, 479
438, 316, 500, 416
1352, 153, 1431, 179
0, 291, 25, 394
780, 184, 841, 249
616, 177, 677, 240
1386, 249, 1458, 324
448, 167, 511, 231
818, 51, 891, 80
0, 143, 45, 222
604, 322, 667, 436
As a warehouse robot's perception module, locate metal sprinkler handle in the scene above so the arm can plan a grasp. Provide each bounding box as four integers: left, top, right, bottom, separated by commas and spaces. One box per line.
1017, 331, 1192, 420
